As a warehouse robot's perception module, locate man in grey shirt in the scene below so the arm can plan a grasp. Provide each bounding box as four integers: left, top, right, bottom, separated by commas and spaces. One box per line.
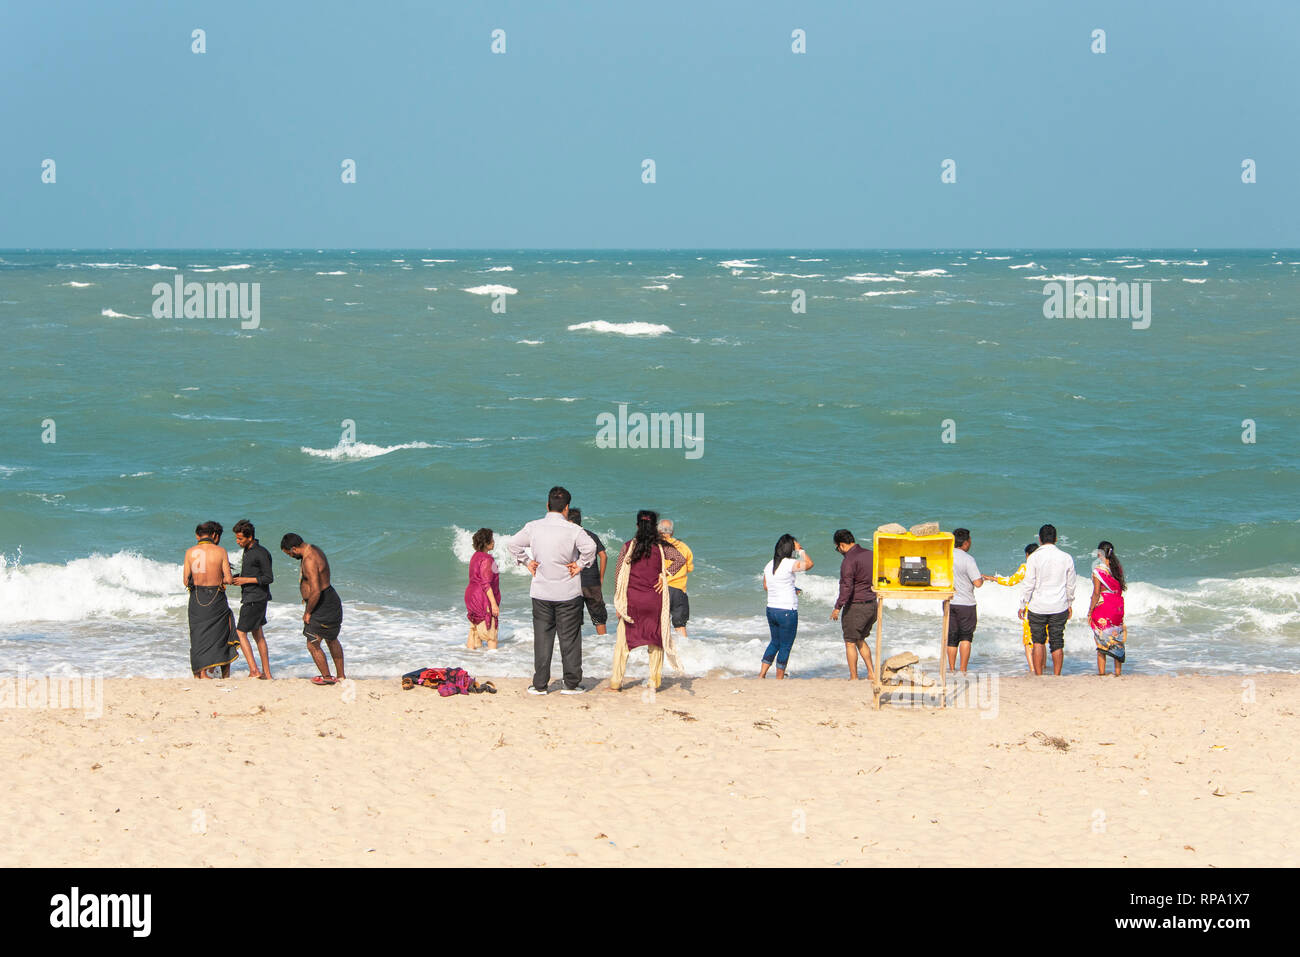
948, 527, 988, 674
508, 486, 597, 695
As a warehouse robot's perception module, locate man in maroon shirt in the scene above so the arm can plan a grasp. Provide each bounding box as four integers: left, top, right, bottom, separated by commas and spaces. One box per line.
830, 529, 877, 681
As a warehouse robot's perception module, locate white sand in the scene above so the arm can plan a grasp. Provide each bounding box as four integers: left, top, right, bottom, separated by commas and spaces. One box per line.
1, 674, 1295, 866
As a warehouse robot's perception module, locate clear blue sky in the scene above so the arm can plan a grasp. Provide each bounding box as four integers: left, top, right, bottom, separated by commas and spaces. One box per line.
3, 0, 1296, 248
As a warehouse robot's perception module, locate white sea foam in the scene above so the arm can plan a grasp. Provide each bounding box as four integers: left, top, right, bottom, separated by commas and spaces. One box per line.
1026, 274, 1118, 282
1148, 259, 1208, 266
450, 525, 532, 578
2, 553, 1296, 676
516, 339, 544, 345
840, 273, 904, 283
1182, 278, 1209, 284
100, 308, 141, 319
463, 284, 517, 295
642, 283, 670, 290
316, 271, 347, 276
79, 261, 161, 269
0, 551, 184, 623
894, 268, 947, 277
1009, 262, 1040, 270
300, 440, 434, 460
718, 259, 761, 269
172, 413, 270, 423
567, 320, 672, 336
62, 281, 93, 287
77, 262, 171, 270
421, 259, 456, 263
483, 266, 513, 272
861, 289, 917, 298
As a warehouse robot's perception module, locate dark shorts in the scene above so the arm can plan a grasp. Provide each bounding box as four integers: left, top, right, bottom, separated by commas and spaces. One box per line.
304, 586, 343, 642
841, 600, 877, 642
668, 587, 689, 628
947, 604, 977, 647
236, 600, 268, 634
581, 584, 608, 626
1028, 609, 1068, 652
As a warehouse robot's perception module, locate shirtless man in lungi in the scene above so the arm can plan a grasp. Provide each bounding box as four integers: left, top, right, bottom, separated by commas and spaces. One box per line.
280, 533, 346, 685
183, 521, 240, 678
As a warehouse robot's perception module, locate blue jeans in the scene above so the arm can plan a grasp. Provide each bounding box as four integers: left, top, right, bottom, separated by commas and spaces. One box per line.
763, 607, 798, 669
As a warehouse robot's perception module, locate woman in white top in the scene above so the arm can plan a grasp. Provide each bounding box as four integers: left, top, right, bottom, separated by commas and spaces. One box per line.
760, 534, 814, 679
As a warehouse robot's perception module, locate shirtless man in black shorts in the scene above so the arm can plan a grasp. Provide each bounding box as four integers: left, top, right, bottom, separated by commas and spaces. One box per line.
280, 533, 346, 685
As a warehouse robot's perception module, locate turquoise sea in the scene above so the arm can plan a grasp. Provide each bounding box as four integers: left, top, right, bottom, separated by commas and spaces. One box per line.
1, 249, 1297, 678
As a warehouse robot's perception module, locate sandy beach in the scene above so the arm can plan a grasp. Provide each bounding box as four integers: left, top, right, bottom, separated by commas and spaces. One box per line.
1, 673, 1295, 867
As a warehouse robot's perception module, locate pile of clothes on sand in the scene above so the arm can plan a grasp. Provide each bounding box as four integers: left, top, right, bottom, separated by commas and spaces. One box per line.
401, 666, 497, 696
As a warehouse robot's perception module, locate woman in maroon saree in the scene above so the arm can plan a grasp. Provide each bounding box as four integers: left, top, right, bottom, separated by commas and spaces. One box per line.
610, 510, 687, 692
464, 527, 501, 650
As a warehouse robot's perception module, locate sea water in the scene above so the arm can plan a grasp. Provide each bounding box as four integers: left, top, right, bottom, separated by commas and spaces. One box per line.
1, 250, 1296, 678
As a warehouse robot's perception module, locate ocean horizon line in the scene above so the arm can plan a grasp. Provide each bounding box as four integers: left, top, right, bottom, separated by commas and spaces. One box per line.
4, 246, 1298, 254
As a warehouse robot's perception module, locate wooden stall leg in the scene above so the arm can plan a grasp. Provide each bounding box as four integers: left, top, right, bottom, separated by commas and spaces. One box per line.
939, 599, 950, 709
872, 604, 883, 711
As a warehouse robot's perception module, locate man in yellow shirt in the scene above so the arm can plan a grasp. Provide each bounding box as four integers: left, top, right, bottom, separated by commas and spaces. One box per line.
658, 518, 694, 638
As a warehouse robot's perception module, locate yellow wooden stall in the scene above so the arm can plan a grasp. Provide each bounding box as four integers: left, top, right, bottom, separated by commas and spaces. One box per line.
871, 531, 956, 710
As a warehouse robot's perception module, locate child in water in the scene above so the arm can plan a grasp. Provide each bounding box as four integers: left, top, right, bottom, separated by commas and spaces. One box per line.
988, 543, 1038, 672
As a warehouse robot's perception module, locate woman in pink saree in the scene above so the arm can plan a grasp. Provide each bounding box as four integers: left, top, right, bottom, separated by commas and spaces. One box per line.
1089, 540, 1126, 676
464, 527, 501, 650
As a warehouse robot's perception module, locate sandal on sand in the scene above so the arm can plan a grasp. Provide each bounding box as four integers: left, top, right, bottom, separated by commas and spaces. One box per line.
311, 675, 338, 686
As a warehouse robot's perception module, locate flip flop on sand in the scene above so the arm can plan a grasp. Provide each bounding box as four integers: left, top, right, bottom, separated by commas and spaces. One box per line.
311, 675, 338, 686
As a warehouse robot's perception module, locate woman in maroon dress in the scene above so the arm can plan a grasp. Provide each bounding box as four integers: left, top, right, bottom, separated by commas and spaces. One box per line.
464, 527, 501, 650
610, 510, 687, 692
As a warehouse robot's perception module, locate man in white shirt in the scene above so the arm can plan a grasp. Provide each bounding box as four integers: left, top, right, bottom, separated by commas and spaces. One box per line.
1019, 523, 1077, 676
508, 486, 597, 695
948, 528, 987, 673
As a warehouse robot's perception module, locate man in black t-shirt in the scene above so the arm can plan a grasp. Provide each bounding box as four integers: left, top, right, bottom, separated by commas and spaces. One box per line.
232, 519, 274, 679
568, 509, 608, 635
